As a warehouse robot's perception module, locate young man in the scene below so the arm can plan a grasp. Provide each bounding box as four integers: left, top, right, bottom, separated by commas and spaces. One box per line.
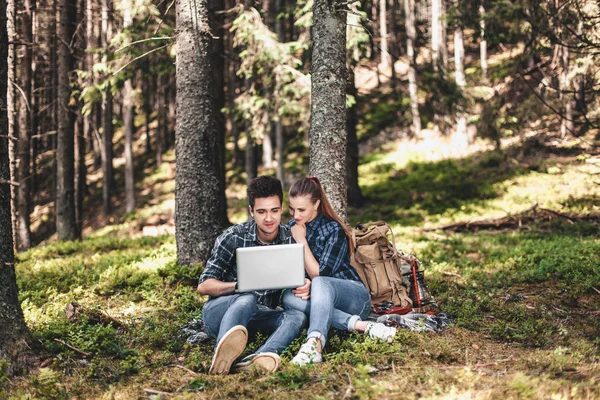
198, 176, 309, 375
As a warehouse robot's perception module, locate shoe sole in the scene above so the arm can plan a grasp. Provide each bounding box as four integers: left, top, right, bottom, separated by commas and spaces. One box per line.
209, 326, 248, 375
234, 353, 281, 373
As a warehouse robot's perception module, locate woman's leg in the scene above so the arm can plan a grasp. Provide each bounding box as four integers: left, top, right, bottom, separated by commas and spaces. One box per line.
281, 288, 311, 315
306, 276, 371, 346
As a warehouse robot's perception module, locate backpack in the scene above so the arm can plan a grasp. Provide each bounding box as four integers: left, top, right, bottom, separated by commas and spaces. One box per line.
350, 221, 438, 314
350, 221, 413, 310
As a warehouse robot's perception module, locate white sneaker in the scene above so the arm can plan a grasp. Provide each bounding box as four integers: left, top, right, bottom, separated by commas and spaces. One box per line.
291, 340, 323, 366
233, 352, 281, 373
366, 323, 397, 343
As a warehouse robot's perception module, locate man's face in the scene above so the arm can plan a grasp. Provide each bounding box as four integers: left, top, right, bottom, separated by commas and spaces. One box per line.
249, 195, 282, 243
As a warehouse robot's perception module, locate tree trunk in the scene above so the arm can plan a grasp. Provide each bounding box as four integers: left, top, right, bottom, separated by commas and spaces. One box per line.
310, 0, 348, 221
0, 0, 39, 374
454, 12, 467, 140
262, 112, 273, 168
7, 0, 17, 251
559, 45, 573, 138
379, 0, 391, 71
101, 0, 113, 216
156, 74, 165, 167
346, 65, 364, 207
16, 0, 34, 250
405, 0, 421, 135
123, 8, 135, 213
479, 5, 488, 84
275, 0, 285, 184
209, 0, 230, 228
56, 0, 79, 240
175, 0, 223, 266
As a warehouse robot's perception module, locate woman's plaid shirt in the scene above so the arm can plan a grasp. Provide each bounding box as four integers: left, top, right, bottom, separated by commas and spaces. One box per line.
289, 214, 361, 281
198, 220, 293, 309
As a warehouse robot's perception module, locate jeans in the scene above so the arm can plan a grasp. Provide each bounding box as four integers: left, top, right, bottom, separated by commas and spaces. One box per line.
202, 293, 306, 355
282, 276, 371, 346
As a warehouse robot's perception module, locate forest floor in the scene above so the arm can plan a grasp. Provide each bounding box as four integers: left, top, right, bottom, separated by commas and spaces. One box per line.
4, 120, 600, 399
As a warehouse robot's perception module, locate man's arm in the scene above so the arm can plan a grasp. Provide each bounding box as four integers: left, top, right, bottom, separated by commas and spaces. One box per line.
197, 230, 237, 297
197, 278, 237, 297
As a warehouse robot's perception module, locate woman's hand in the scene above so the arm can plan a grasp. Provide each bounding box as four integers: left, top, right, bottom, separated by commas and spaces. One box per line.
291, 223, 307, 244
292, 278, 311, 300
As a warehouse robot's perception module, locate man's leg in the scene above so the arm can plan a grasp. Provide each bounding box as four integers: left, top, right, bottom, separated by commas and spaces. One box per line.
202, 293, 257, 344
202, 293, 258, 374
247, 307, 307, 354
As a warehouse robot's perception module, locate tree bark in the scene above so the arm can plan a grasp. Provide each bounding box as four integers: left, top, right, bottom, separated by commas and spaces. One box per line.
310, 0, 348, 221
56, 0, 79, 240
0, 0, 39, 373
123, 8, 135, 213
101, 0, 113, 216
175, 0, 223, 266
405, 0, 421, 136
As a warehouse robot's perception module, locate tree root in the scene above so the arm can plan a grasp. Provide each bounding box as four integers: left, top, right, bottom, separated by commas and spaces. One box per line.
422, 204, 600, 233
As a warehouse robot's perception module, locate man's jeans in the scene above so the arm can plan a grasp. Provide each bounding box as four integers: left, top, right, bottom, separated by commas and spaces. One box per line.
202, 293, 306, 355
282, 276, 371, 346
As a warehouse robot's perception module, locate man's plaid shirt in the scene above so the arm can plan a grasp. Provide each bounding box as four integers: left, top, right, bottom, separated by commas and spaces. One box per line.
199, 220, 293, 309
289, 214, 361, 282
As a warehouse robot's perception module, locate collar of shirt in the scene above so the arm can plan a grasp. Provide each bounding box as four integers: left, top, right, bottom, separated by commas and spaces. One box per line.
246, 220, 291, 245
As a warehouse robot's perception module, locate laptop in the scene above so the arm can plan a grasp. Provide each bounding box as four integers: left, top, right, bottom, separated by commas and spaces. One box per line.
236, 243, 305, 292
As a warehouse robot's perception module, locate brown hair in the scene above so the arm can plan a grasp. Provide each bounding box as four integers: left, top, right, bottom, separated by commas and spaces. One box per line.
289, 176, 353, 254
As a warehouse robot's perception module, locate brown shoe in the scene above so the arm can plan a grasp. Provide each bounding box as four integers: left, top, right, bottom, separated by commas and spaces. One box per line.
233, 352, 281, 374
209, 325, 248, 375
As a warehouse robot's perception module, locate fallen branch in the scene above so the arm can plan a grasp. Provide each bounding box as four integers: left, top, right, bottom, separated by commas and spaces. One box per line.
53, 338, 91, 357
421, 204, 600, 233
168, 364, 198, 375
591, 286, 600, 295
143, 388, 173, 396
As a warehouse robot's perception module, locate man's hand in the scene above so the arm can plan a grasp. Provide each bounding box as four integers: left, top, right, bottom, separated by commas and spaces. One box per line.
291, 223, 307, 244
292, 278, 311, 300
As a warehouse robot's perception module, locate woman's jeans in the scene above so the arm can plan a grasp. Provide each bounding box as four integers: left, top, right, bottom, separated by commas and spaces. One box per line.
202, 293, 307, 355
282, 276, 371, 346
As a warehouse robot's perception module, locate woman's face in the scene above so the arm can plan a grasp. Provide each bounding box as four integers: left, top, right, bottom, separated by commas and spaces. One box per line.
289, 195, 320, 225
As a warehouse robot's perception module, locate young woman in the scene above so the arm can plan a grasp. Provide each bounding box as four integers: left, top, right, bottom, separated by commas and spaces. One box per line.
283, 176, 397, 365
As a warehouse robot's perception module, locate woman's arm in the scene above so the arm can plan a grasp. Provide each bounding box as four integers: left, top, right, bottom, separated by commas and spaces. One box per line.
291, 224, 321, 278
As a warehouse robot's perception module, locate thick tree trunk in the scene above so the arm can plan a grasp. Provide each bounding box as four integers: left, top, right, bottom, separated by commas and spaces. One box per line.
346, 66, 364, 207
123, 9, 135, 213
101, 0, 113, 216
16, 0, 34, 250
209, 0, 230, 228
454, 16, 467, 140
0, 0, 39, 374
310, 0, 348, 221
175, 0, 223, 265
479, 5, 488, 84
7, 0, 17, 251
56, 0, 79, 240
405, 0, 421, 136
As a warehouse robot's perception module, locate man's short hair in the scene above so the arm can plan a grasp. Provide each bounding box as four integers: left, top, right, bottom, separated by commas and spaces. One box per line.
247, 176, 283, 209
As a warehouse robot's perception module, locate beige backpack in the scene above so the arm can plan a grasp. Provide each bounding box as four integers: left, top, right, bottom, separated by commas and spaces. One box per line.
350, 221, 413, 309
